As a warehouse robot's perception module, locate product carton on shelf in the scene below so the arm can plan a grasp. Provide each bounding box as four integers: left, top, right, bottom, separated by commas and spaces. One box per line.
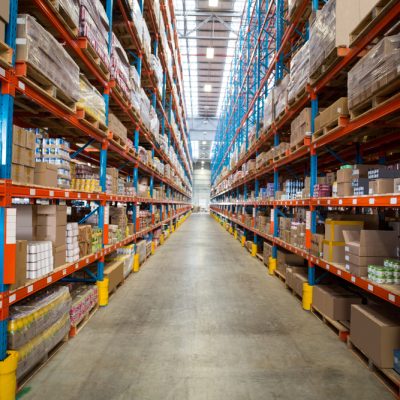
290, 107, 311, 148
314, 97, 349, 132
9, 240, 28, 291
16, 205, 36, 240
368, 178, 395, 195
104, 259, 124, 293
324, 219, 364, 242
350, 304, 400, 369
33, 163, 58, 187
312, 285, 362, 321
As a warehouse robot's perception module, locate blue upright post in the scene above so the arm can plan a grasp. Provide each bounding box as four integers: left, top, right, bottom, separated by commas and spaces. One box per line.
0, 0, 17, 366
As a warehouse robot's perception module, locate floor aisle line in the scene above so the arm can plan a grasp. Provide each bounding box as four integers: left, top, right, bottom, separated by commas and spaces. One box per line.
23, 215, 392, 400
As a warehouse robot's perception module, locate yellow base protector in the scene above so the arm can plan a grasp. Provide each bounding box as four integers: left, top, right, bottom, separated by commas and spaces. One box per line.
97, 277, 109, 306
133, 253, 140, 272
268, 257, 277, 275
151, 241, 155, 255
160, 234, 164, 245
229, 226, 233, 234
234, 230, 238, 239
241, 236, 246, 247
171, 225, 175, 233
0, 351, 18, 400
251, 243, 257, 257
302, 283, 313, 311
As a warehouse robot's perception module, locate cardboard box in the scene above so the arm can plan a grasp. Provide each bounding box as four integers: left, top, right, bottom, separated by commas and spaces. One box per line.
53, 244, 66, 268
0, 1, 9, 23
343, 230, 398, 257
336, 168, 353, 183
25, 130, 36, 150
313, 285, 362, 321
34, 163, 58, 187
323, 241, 345, 263
325, 219, 363, 241
36, 225, 66, 247
16, 205, 36, 240
286, 266, 307, 290
337, 182, 353, 197
368, 178, 394, 195
36, 205, 67, 222
314, 97, 348, 130
25, 166, 34, 184
104, 259, 125, 293
350, 304, 400, 368
9, 240, 27, 291
344, 262, 368, 277
293, 271, 308, 297
13, 126, 27, 147
344, 252, 386, 267
0, 19, 5, 42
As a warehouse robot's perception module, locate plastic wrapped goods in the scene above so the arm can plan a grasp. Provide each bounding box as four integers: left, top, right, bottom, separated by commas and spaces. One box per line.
59, 0, 80, 28
77, 75, 106, 124
288, 41, 309, 103
273, 74, 289, 119
69, 285, 98, 326
16, 15, 80, 101
263, 91, 274, 130
130, 65, 141, 93
8, 286, 71, 350
111, 33, 131, 98
347, 34, 400, 110
128, 0, 143, 37
79, 0, 110, 68
150, 54, 163, 95
142, 20, 151, 60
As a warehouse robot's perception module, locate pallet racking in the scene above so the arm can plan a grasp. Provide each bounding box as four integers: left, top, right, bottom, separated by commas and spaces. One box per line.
0, 0, 193, 379
210, 0, 400, 311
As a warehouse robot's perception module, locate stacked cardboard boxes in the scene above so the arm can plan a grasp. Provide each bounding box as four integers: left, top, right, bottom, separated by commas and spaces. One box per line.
314, 97, 348, 133
290, 108, 311, 148
106, 167, 119, 194
0, 1, 9, 42
286, 266, 308, 297
323, 219, 364, 263
26, 241, 53, 279
12, 126, 35, 185
277, 250, 304, 278
66, 223, 80, 263
343, 230, 398, 277
79, 225, 92, 258
36, 205, 67, 268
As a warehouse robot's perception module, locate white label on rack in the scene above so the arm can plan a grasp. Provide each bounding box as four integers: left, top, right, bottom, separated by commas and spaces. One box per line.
252, 208, 256, 217
388, 293, 395, 302
326, 265, 330, 270
352, 198, 357, 205
49, 190, 54, 197
86, 259, 89, 264
78, 193, 81, 198
351, 276, 356, 283
63, 269, 66, 276
337, 270, 342, 276
0, 300, 2, 308
30, 188, 36, 196
0, 67, 5, 77
105, 205, 110, 224
75, 264, 78, 269
338, 199, 343, 205
18, 81, 25, 91
310, 257, 314, 263
368, 284, 373, 292
88, 194, 91, 199
97, 195, 100, 199
306, 211, 311, 230
390, 197, 397, 205
345, 255, 349, 261
47, 276, 52, 283
27, 285, 33, 293
327, 199, 331, 205
369, 198, 375, 205
65, 192, 69, 198
9, 294, 16, 303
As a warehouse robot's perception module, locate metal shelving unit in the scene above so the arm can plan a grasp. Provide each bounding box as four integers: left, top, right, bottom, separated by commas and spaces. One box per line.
210, 0, 400, 310
0, 0, 193, 374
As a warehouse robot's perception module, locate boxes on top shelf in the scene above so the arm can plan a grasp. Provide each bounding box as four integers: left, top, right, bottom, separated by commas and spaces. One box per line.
111, 32, 131, 98
77, 75, 106, 124
288, 41, 310, 104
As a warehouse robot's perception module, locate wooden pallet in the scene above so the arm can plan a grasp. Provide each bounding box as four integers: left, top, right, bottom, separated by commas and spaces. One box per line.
274, 269, 286, 283
111, 80, 131, 106
0, 40, 13, 69
350, 0, 397, 47
312, 115, 349, 141
18, 333, 69, 391
311, 305, 349, 342
109, 131, 127, 151
48, 0, 78, 36
77, 37, 110, 80
309, 46, 348, 82
349, 81, 400, 120
15, 61, 77, 113
348, 339, 400, 399
69, 305, 99, 338
76, 107, 108, 133
290, 141, 305, 153
287, 86, 307, 107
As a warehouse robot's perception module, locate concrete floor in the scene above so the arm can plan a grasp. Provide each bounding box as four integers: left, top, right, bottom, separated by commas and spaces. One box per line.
23, 214, 392, 400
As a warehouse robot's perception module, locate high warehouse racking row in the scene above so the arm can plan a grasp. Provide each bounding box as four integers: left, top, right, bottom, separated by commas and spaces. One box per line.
210, 0, 400, 394
0, 0, 192, 394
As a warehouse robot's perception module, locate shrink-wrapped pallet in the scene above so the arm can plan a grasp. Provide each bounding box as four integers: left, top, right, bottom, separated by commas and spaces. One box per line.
288, 41, 310, 103
348, 34, 400, 110
273, 74, 289, 120
111, 33, 131, 98
16, 14, 80, 101
78, 75, 106, 124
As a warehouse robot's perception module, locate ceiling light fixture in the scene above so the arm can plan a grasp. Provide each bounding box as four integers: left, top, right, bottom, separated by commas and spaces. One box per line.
209, 0, 218, 7
204, 84, 212, 92
202, 141, 207, 144
206, 47, 214, 59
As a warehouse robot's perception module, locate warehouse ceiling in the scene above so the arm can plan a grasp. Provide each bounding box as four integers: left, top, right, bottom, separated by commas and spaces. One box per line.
174, 0, 243, 162
175, 0, 243, 118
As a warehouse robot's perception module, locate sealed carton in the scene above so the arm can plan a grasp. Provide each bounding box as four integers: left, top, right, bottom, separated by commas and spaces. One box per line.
313, 285, 362, 320
350, 304, 400, 368
324, 219, 363, 242
104, 259, 124, 293
34, 163, 58, 187
343, 230, 398, 257
368, 178, 395, 195
323, 241, 345, 263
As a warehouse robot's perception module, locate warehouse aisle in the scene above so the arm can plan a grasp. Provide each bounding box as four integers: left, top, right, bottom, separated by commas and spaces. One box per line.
24, 215, 391, 400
